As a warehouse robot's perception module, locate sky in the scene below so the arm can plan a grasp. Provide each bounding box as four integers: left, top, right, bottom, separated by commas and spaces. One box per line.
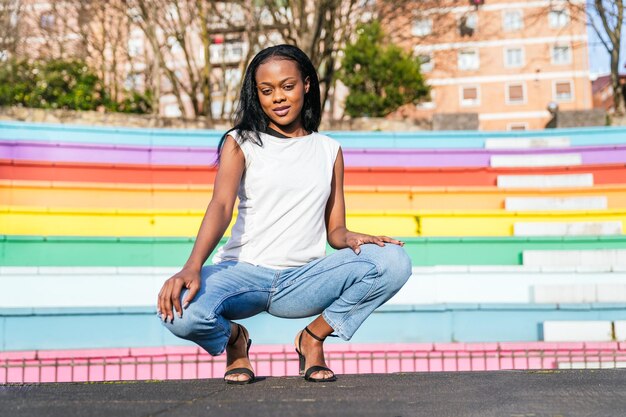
586, 5, 626, 78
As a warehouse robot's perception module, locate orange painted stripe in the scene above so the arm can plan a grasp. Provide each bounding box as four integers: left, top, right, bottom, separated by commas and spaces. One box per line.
2, 158, 626, 187
4, 179, 626, 211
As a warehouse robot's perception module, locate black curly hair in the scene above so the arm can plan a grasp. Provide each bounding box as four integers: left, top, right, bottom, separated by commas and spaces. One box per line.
213, 44, 321, 166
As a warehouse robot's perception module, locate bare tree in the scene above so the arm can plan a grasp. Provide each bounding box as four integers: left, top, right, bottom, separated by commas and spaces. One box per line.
260, 0, 373, 117
575, 0, 625, 114
72, 0, 131, 104
0, 0, 21, 58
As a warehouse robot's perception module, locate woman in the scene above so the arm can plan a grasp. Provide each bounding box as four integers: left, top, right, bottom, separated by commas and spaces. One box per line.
156, 44, 412, 385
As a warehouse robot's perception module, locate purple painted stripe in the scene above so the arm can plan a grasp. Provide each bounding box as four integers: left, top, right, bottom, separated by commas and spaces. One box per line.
3, 139, 626, 167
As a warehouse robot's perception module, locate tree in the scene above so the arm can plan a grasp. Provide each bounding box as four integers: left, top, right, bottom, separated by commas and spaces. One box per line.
338, 20, 428, 117
260, 0, 373, 118
569, 0, 625, 114
0, 0, 21, 58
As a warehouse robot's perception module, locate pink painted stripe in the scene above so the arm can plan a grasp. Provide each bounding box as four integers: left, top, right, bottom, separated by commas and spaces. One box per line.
3, 140, 626, 167
2, 342, 625, 383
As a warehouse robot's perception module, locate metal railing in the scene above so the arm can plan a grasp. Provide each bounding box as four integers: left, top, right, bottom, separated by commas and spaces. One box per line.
3, 346, 626, 384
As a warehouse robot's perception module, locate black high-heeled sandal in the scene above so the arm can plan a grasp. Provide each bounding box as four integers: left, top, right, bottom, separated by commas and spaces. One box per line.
223, 323, 255, 385
295, 326, 337, 382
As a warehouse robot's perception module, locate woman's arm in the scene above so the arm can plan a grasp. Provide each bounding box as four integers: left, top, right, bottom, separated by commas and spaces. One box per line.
158, 135, 245, 322
325, 147, 404, 254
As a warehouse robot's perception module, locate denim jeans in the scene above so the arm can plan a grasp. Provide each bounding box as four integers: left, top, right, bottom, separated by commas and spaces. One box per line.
158, 243, 412, 356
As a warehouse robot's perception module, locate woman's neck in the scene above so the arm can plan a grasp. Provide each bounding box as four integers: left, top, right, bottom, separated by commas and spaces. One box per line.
266, 122, 309, 138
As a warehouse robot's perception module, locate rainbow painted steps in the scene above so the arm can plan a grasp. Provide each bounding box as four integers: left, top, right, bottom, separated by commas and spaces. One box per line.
4, 159, 626, 186
3, 205, 625, 237
2, 303, 626, 350
4, 140, 626, 167
4, 265, 626, 308
3, 235, 626, 266
5, 180, 626, 210
2, 120, 626, 148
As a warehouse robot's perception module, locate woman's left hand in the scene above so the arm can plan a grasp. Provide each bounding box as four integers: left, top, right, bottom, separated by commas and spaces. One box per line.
345, 231, 405, 255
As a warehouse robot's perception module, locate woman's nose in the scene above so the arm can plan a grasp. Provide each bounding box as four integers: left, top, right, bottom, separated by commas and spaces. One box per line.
273, 91, 286, 102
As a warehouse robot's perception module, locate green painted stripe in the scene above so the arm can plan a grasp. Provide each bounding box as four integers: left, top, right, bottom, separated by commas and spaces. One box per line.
3, 235, 626, 266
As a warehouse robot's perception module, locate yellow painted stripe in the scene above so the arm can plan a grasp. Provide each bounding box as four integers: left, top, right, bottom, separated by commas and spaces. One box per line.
3, 180, 626, 211
416, 210, 626, 236
2, 205, 625, 237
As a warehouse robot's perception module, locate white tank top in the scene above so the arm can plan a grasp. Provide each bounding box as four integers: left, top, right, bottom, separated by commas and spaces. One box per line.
211, 129, 341, 270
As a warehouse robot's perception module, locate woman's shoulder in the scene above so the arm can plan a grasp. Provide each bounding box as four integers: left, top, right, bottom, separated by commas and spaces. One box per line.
313, 131, 341, 149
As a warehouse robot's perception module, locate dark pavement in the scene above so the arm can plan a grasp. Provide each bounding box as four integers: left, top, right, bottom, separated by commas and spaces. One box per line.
1, 370, 625, 417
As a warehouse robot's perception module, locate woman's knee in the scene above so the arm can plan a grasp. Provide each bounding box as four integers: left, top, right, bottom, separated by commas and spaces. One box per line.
363, 243, 412, 291
159, 288, 214, 340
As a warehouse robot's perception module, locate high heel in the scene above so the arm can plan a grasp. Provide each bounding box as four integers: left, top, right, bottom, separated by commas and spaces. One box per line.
224, 323, 255, 385
295, 326, 337, 382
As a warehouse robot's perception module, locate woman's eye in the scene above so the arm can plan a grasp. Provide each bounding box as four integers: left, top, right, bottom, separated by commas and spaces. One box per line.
284, 85, 294, 90
262, 89, 271, 95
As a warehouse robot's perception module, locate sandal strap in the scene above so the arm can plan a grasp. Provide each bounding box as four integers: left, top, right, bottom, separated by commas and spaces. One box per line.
224, 367, 255, 379
228, 323, 242, 347
304, 326, 325, 342
304, 365, 335, 380
304, 326, 339, 342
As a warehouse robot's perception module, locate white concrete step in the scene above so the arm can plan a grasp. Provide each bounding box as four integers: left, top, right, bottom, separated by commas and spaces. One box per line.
485, 137, 570, 149
491, 153, 582, 168
388, 266, 626, 304
497, 174, 594, 188
533, 284, 626, 303
543, 321, 613, 342
505, 196, 608, 211
614, 321, 626, 341
5, 266, 626, 307
514, 221, 623, 236
523, 249, 626, 267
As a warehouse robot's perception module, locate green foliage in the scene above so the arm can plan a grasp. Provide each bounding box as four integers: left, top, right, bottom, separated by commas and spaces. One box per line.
0, 59, 151, 114
108, 90, 154, 114
339, 21, 429, 117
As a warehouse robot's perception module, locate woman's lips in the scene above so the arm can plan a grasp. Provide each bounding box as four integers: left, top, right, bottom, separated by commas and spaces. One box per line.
273, 106, 290, 116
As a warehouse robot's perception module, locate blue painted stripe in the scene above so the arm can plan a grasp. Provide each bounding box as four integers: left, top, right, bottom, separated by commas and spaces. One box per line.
3, 304, 626, 350
2, 121, 626, 149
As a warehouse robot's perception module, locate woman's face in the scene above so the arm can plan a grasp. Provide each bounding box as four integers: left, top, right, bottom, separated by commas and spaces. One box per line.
255, 58, 310, 134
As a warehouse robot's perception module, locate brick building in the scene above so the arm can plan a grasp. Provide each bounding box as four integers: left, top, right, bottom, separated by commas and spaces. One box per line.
384, 0, 593, 130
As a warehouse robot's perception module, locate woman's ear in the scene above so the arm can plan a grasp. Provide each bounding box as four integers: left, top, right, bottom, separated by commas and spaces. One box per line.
304, 76, 310, 94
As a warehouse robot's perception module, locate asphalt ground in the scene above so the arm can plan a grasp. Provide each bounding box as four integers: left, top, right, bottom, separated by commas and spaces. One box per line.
1, 370, 625, 417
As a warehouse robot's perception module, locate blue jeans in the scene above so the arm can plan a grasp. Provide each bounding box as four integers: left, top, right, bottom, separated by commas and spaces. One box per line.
158, 243, 412, 355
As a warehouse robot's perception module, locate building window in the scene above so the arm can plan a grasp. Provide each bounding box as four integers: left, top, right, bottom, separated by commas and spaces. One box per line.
506, 83, 526, 105
167, 36, 183, 54
504, 47, 524, 68
549, 7, 570, 28
551, 45, 572, 65
458, 49, 479, 71
164, 103, 182, 117
554, 81, 573, 101
128, 38, 143, 57
458, 12, 477, 36
507, 123, 528, 131
40, 13, 55, 29
124, 73, 143, 90
418, 53, 433, 73
460, 85, 480, 106
503, 10, 523, 31
417, 90, 436, 110
412, 18, 432, 37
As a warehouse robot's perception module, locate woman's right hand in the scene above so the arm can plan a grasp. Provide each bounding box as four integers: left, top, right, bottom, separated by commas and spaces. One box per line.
157, 267, 201, 323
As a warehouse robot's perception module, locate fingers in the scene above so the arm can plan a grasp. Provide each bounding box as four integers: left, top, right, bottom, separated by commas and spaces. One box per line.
183, 279, 200, 309
349, 242, 362, 255
378, 235, 405, 246
158, 280, 173, 322
172, 285, 183, 319
158, 278, 183, 323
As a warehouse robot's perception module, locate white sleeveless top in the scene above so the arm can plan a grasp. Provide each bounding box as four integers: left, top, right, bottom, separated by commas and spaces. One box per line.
211, 129, 341, 270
